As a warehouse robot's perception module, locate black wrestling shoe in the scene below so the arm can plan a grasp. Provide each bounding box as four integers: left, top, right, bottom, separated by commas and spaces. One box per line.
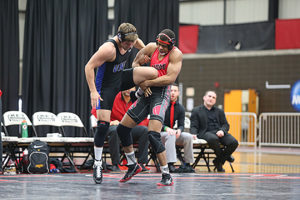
227, 155, 235, 163
213, 159, 225, 172
93, 160, 103, 184
119, 163, 142, 182
157, 173, 174, 186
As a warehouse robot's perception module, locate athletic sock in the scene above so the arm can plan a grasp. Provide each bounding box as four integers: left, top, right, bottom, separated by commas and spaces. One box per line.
94, 147, 103, 161
125, 151, 136, 165
160, 165, 170, 174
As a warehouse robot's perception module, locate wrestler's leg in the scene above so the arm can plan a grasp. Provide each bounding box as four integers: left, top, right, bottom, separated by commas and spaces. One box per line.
132, 67, 158, 85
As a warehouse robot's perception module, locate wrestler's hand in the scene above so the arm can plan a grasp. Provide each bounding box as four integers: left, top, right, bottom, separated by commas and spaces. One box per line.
139, 80, 148, 91
143, 55, 151, 64
137, 55, 151, 66
91, 91, 102, 108
144, 87, 152, 97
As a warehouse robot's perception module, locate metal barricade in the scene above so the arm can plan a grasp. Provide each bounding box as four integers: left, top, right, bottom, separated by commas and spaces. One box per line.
187, 111, 257, 147
225, 112, 257, 147
259, 113, 300, 147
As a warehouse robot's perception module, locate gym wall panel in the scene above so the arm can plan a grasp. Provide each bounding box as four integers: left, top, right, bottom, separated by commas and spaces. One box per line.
180, 0, 224, 25
180, 52, 300, 114
275, 19, 300, 49
179, 25, 199, 54
226, 0, 268, 24
279, 0, 300, 19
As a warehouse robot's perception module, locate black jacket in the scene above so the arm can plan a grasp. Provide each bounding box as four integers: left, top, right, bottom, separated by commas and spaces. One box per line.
190, 105, 229, 138
162, 101, 185, 132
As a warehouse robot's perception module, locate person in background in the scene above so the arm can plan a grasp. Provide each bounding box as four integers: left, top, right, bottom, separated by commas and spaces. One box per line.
190, 90, 238, 172
161, 83, 196, 173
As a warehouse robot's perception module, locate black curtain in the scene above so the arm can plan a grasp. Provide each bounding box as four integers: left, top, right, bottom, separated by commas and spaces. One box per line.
114, 0, 179, 45
197, 22, 275, 53
22, 0, 108, 135
0, 0, 19, 112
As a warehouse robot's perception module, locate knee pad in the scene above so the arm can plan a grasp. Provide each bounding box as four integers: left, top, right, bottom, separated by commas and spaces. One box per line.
94, 120, 110, 147
116, 124, 133, 147
148, 131, 165, 154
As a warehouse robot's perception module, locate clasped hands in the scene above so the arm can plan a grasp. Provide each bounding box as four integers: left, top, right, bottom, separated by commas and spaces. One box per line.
166, 127, 181, 139
139, 80, 152, 97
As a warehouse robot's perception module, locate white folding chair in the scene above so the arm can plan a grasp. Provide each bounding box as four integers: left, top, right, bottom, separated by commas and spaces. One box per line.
1, 122, 5, 137
57, 112, 90, 169
32, 111, 62, 137
2, 111, 37, 171
2, 111, 37, 137
57, 112, 88, 137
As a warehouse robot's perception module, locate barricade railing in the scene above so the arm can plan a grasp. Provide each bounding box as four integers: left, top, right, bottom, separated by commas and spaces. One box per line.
259, 113, 300, 147
185, 111, 257, 147
225, 112, 257, 147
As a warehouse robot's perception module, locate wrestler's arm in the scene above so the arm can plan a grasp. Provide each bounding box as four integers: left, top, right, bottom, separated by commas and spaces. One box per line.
139, 48, 182, 89
132, 43, 156, 67
85, 43, 115, 107
133, 38, 146, 50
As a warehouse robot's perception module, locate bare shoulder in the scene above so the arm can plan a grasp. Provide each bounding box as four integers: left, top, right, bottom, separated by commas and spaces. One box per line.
143, 42, 157, 56
169, 47, 183, 62
99, 41, 115, 55
96, 41, 116, 61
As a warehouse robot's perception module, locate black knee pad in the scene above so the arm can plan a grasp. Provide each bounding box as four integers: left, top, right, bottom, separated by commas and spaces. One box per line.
116, 123, 133, 147
148, 131, 165, 154
94, 120, 110, 147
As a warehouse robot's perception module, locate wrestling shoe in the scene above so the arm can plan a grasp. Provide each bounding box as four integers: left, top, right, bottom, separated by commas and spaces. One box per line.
93, 160, 103, 184
213, 159, 225, 172
130, 88, 144, 102
157, 173, 174, 186
119, 163, 142, 182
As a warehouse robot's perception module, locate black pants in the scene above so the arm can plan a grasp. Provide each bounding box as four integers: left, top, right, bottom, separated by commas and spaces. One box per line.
201, 131, 238, 163
106, 125, 149, 165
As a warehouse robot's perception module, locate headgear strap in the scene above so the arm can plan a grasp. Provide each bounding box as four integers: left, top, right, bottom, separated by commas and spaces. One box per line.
156, 33, 175, 50
118, 31, 137, 42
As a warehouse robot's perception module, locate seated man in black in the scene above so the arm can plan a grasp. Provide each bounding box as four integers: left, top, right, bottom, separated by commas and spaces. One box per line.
190, 90, 238, 172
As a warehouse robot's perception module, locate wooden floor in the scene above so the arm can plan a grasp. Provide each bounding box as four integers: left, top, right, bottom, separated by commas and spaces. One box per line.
197, 146, 300, 174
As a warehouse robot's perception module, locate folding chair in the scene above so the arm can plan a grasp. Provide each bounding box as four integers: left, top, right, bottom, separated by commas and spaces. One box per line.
32, 111, 62, 137
57, 112, 88, 137
57, 112, 90, 169
2, 111, 37, 171
2, 111, 37, 137
1, 122, 4, 137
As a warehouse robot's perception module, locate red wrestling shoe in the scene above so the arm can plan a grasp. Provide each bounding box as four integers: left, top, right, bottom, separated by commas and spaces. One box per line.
119, 163, 142, 182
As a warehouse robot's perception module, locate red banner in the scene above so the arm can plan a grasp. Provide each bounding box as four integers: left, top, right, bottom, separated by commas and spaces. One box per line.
0, 90, 2, 97
276, 19, 300, 49
179, 25, 199, 54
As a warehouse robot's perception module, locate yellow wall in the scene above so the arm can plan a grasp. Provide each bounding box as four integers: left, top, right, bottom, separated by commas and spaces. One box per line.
224, 90, 242, 141
224, 89, 258, 144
